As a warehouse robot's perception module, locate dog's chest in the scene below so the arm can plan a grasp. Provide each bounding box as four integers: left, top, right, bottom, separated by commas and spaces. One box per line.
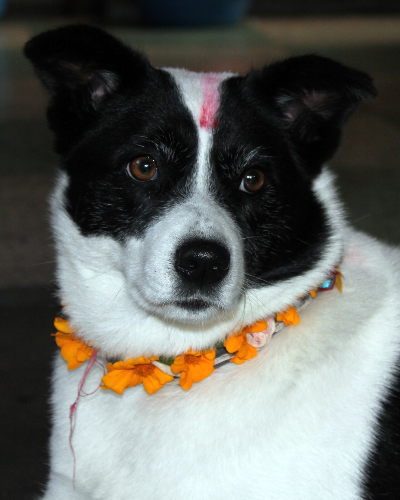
51, 251, 400, 499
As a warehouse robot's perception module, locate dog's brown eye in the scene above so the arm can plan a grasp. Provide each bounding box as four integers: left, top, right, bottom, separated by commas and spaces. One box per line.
240, 169, 265, 193
127, 156, 158, 182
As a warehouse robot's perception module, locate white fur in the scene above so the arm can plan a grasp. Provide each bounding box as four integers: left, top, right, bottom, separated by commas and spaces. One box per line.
41, 68, 400, 499
43, 229, 400, 500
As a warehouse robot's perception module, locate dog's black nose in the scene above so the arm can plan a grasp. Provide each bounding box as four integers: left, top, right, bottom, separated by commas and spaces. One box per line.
175, 239, 230, 286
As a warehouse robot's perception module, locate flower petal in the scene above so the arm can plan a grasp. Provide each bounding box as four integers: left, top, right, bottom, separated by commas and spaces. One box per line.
244, 319, 268, 334
231, 354, 247, 365
224, 334, 244, 353
60, 341, 79, 363
230, 341, 257, 365
204, 349, 216, 361
277, 306, 300, 326
54, 331, 76, 346
66, 357, 83, 370
179, 371, 194, 391
153, 367, 174, 385
171, 354, 186, 374
54, 317, 75, 334
133, 356, 159, 365
335, 273, 343, 293
142, 375, 164, 395
101, 369, 135, 395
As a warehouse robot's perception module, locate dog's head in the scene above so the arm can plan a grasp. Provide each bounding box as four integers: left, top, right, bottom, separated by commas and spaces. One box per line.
25, 26, 376, 358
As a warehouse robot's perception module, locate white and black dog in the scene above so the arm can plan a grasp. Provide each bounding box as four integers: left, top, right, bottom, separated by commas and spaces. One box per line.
25, 25, 400, 499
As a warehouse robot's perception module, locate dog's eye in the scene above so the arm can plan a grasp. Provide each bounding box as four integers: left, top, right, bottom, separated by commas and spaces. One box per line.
239, 169, 265, 193
127, 156, 158, 182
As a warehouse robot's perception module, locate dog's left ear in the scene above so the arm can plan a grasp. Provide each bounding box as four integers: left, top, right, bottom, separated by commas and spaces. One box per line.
24, 25, 152, 153
245, 55, 377, 173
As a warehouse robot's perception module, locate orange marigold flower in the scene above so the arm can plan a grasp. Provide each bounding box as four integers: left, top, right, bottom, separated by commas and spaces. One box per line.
276, 305, 300, 326
224, 333, 245, 354
102, 357, 174, 395
310, 289, 317, 298
231, 340, 258, 365
53, 317, 93, 370
224, 319, 267, 365
242, 319, 268, 335
54, 316, 75, 334
171, 349, 215, 390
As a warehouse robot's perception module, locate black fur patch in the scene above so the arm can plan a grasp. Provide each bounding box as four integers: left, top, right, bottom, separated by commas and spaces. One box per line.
61, 69, 199, 240
211, 74, 329, 286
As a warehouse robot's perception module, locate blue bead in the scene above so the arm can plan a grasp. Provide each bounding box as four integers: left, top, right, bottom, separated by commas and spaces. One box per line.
319, 278, 335, 290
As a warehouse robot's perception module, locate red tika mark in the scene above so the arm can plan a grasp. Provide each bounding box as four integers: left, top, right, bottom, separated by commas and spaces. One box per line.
199, 74, 221, 130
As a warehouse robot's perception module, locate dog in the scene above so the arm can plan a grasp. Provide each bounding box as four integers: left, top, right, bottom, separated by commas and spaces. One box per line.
25, 25, 400, 499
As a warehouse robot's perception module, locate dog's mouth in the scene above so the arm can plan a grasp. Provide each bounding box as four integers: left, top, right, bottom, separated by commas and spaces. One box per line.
174, 299, 212, 311
146, 298, 227, 325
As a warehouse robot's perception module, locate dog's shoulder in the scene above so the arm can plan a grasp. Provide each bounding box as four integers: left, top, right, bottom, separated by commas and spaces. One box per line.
343, 230, 400, 499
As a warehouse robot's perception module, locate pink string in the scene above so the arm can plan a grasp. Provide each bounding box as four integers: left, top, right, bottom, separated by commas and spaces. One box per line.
69, 350, 105, 487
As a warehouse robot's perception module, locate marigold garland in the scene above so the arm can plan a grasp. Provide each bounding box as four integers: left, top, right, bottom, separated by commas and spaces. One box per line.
53, 269, 342, 394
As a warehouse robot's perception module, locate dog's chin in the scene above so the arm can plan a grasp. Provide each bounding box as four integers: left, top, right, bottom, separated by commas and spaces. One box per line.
166, 300, 226, 324
132, 292, 233, 325
160, 301, 229, 325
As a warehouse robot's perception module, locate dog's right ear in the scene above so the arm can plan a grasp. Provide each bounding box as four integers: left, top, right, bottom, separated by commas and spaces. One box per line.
243, 55, 376, 175
24, 25, 151, 153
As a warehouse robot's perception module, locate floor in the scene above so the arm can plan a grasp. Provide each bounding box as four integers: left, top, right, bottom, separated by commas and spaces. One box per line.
0, 14, 399, 499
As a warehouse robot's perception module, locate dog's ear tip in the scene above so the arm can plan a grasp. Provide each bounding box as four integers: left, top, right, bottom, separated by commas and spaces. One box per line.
256, 54, 377, 99
24, 24, 150, 94
24, 24, 148, 67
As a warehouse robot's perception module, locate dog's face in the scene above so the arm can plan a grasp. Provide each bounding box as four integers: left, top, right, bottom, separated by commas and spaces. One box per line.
25, 26, 375, 358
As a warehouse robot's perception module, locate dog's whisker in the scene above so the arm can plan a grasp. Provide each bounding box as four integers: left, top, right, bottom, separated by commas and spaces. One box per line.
108, 284, 126, 312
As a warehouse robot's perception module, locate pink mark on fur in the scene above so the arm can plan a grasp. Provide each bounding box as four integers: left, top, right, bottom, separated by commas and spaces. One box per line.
69, 350, 105, 487
199, 74, 221, 130
345, 246, 366, 266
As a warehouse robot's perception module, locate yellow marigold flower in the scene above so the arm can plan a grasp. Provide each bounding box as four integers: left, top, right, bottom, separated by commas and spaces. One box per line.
171, 349, 215, 390
276, 305, 300, 326
335, 272, 343, 293
102, 357, 174, 395
53, 317, 93, 370
224, 319, 267, 365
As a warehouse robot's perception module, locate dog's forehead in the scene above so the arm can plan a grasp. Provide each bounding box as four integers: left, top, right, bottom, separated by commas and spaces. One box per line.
164, 68, 234, 130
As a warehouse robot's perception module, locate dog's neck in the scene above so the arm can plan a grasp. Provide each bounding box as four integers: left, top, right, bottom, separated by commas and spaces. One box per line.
54, 267, 342, 395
